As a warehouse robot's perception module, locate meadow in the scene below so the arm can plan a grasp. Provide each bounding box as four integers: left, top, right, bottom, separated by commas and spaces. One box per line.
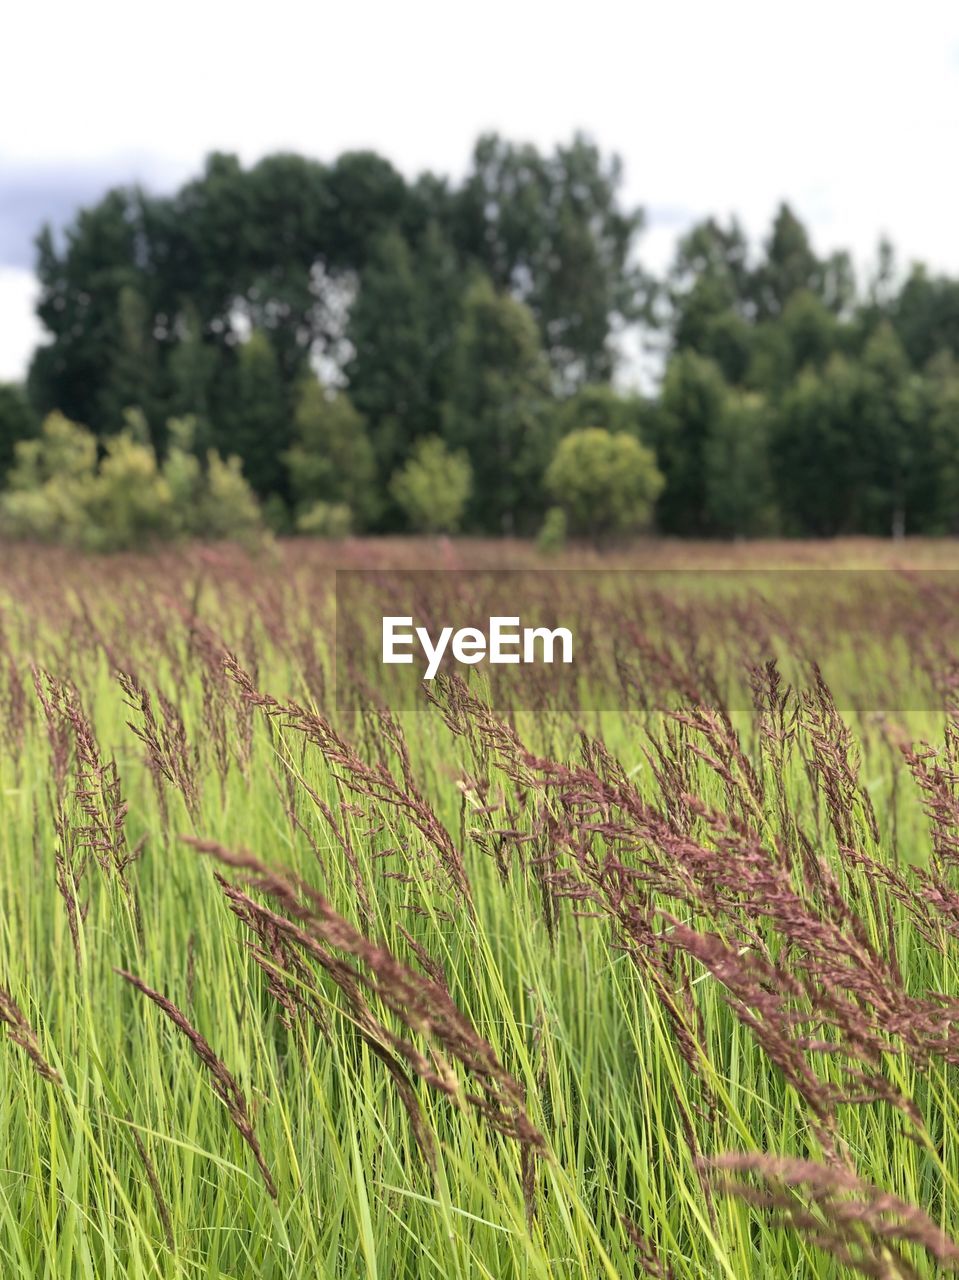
4, 537, 959, 1278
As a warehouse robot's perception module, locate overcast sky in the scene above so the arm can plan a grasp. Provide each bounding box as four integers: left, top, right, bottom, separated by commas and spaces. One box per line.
3, 0, 959, 381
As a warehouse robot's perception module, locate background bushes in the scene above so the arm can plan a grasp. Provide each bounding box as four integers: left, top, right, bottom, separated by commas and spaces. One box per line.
4, 135, 959, 546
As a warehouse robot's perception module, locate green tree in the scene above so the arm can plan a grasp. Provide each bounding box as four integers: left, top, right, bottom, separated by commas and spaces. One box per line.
442, 277, 554, 533
344, 222, 466, 497
858, 322, 918, 536
345, 230, 435, 479
554, 384, 648, 438
914, 354, 959, 533
703, 393, 778, 536
0, 384, 37, 482
100, 285, 162, 439
821, 249, 857, 316
745, 323, 795, 398
771, 356, 868, 535
747, 291, 841, 398
668, 217, 754, 382
390, 437, 472, 533
670, 217, 752, 307
780, 290, 841, 375
159, 152, 333, 382
751, 203, 822, 319
27, 148, 420, 444
545, 428, 662, 540
892, 266, 959, 368
28, 189, 153, 426
693, 310, 755, 386
284, 379, 378, 528
221, 331, 289, 498
456, 133, 645, 386
653, 352, 729, 534
168, 305, 220, 450
323, 150, 412, 267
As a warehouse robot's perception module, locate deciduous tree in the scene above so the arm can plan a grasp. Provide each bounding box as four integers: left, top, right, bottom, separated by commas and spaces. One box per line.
545, 428, 662, 540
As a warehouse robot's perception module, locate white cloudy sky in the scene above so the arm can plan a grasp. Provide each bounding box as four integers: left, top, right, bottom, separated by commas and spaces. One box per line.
2, 0, 959, 380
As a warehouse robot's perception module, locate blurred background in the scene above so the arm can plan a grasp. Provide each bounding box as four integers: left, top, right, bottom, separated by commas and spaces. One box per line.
2, 0, 959, 548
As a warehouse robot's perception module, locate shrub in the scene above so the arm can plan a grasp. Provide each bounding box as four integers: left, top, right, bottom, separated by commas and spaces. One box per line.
161, 417, 205, 537
544, 427, 663, 540
0, 413, 101, 545
262, 494, 293, 535
284, 381, 378, 529
197, 452, 263, 544
536, 506, 568, 553
390, 437, 471, 533
0, 410, 263, 549
84, 430, 174, 551
703, 392, 779, 536
295, 501, 353, 539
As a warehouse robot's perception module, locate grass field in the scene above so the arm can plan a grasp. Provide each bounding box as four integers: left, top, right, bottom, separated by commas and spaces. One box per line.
4, 538, 959, 1278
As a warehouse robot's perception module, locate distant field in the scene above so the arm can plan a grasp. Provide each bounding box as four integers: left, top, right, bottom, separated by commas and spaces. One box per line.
3, 538, 959, 1278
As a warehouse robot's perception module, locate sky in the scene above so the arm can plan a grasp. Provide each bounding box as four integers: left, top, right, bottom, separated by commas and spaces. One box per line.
2, 0, 959, 381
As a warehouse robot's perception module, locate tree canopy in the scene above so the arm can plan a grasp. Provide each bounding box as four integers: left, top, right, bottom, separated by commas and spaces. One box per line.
8, 135, 959, 545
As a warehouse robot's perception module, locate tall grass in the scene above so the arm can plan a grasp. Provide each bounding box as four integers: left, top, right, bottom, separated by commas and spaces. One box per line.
1, 540, 959, 1277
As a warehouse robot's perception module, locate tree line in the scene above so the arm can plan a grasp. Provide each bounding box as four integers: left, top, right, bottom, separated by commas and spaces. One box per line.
2, 133, 959, 544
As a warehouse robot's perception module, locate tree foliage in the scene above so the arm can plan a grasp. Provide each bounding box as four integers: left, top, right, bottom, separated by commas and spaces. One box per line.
442, 277, 553, 533
13, 138, 959, 544
455, 133, 645, 387
545, 428, 662, 540
344, 229, 439, 482
0, 413, 262, 548
653, 352, 728, 535
390, 437, 472, 534
284, 379, 377, 527
0, 384, 37, 482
